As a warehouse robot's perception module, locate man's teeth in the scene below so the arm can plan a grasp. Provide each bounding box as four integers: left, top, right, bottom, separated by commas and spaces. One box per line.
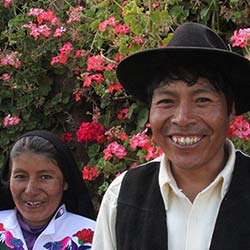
172, 136, 202, 146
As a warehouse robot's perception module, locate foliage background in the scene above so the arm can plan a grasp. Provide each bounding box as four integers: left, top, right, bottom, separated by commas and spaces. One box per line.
1, 0, 250, 210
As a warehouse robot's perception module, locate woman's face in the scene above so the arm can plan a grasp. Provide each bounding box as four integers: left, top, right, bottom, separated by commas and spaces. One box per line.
10, 152, 68, 227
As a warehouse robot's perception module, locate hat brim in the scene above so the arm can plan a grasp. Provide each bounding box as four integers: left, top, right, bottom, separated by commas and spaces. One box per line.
117, 47, 250, 115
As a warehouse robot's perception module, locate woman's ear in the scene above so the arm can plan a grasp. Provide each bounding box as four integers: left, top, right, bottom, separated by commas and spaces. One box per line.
63, 182, 68, 191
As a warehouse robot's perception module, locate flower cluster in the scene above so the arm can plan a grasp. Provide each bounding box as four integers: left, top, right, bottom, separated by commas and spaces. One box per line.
231, 28, 250, 59
82, 165, 100, 181
229, 115, 250, 140
3, 114, 21, 127
76, 122, 104, 143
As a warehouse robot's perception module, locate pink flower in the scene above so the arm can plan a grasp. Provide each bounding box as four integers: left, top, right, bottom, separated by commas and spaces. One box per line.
103, 141, 127, 160
152, 3, 160, 9
3, 114, 21, 127
73, 50, 82, 58
230, 115, 250, 139
114, 24, 130, 34
28, 8, 44, 17
109, 82, 123, 93
230, 28, 250, 48
4, 0, 11, 8
117, 108, 129, 120
53, 27, 67, 37
74, 91, 81, 102
133, 36, 143, 44
105, 63, 116, 71
0, 53, 21, 69
118, 131, 128, 141
98, 17, 117, 31
82, 165, 100, 181
66, 6, 84, 24
61, 132, 73, 142
130, 131, 151, 149
1, 73, 11, 81
87, 55, 105, 71
76, 122, 104, 142
59, 43, 74, 54
83, 74, 105, 87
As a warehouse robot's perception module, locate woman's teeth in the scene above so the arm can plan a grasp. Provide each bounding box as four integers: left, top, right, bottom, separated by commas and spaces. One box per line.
26, 201, 42, 207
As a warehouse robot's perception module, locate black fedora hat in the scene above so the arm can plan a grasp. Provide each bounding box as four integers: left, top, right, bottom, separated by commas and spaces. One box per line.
116, 22, 250, 115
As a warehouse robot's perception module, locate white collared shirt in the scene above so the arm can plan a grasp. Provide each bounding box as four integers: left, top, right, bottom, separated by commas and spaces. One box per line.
92, 139, 236, 250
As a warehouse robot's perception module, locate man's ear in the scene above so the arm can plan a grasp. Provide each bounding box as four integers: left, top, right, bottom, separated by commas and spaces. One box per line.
229, 102, 236, 124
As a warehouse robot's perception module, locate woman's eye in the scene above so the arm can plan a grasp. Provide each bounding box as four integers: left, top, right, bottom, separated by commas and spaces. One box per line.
41, 175, 53, 180
13, 175, 26, 180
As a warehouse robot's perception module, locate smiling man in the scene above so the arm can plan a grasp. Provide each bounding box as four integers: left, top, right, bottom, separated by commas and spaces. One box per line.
92, 22, 250, 250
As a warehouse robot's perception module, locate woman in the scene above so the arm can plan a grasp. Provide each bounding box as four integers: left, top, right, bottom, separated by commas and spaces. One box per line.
0, 130, 95, 250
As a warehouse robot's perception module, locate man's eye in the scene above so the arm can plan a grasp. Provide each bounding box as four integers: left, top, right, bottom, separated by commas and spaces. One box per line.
196, 97, 212, 103
157, 99, 174, 104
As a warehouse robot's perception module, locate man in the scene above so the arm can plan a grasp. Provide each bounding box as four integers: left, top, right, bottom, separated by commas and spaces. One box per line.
92, 22, 250, 250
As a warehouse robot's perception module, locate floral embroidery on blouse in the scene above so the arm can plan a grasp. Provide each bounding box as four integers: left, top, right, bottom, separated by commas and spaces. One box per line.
0, 223, 94, 250
43, 228, 94, 250
0, 223, 25, 250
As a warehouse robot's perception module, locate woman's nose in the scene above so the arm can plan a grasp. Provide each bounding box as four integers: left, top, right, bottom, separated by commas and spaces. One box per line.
25, 179, 40, 194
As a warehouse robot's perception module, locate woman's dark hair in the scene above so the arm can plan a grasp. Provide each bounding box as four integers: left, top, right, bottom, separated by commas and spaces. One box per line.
0, 130, 95, 219
147, 62, 234, 114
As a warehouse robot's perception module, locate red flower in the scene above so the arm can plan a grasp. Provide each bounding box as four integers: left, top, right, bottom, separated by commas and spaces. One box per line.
76, 122, 104, 142
61, 132, 73, 142
74, 228, 94, 243
117, 108, 129, 120
82, 165, 100, 181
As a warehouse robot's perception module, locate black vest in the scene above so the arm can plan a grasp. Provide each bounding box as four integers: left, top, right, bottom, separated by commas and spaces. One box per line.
116, 152, 250, 250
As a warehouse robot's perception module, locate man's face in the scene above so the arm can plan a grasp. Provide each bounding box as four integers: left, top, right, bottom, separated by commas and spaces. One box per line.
149, 78, 234, 172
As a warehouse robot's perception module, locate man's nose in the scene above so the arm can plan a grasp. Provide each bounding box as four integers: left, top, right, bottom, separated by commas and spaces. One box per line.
171, 101, 196, 126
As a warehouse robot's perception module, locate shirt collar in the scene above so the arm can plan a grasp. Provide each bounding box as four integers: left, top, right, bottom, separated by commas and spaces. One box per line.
158, 139, 236, 210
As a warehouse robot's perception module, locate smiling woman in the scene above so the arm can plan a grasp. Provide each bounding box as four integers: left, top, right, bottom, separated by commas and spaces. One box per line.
0, 130, 95, 250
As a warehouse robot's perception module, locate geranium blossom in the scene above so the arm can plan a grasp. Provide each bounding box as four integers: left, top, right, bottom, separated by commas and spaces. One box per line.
1, 73, 11, 81
229, 115, 250, 139
114, 24, 130, 34
109, 82, 123, 93
130, 131, 151, 149
53, 27, 67, 37
0, 52, 21, 68
66, 6, 84, 24
87, 55, 105, 71
77, 121, 104, 142
59, 43, 74, 54
133, 36, 143, 44
117, 108, 129, 120
103, 141, 127, 160
82, 165, 100, 181
83, 74, 104, 87
231, 28, 250, 48
98, 17, 117, 32
3, 0, 11, 8
3, 114, 21, 127
61, 132, 73, 142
